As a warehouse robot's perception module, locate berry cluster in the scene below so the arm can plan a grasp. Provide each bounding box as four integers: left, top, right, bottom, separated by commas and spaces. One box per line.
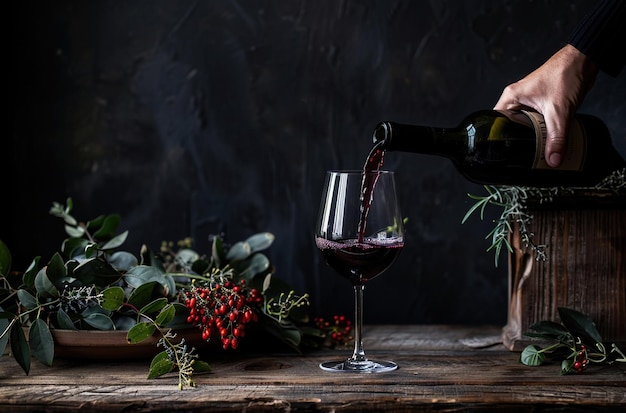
572, 344, 588, 373
314, 315, 353, 347
185, 280, 262, 349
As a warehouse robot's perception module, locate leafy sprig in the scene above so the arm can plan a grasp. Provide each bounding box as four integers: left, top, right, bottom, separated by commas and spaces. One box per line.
1, 198, 345, 388
462, 168, 626, 266
519, 307, 626, 374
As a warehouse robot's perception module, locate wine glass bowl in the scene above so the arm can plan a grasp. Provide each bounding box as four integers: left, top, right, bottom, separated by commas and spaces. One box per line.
315, 170, 404, 372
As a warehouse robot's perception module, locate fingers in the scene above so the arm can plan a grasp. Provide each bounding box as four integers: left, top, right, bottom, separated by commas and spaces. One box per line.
494, 82, 569, 168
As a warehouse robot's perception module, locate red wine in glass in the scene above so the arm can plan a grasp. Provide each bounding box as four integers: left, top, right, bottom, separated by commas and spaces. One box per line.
314, 161, 403, 373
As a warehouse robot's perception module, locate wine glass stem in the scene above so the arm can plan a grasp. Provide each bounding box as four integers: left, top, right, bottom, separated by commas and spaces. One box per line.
350, 284, 367, 363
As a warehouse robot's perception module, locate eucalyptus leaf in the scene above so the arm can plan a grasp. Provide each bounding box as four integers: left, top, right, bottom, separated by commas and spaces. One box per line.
176, 249, 200, 267
46, 253, 68, 284
557, 307, 603, 346
85, 243, 98, 259
127, 322, 156, 344
22, 256, 41, 287
101, 230, 129, 251
125, 265, 176, 297
239, 254, 270, 280
519, 345, 545, 366
56, 309, 77, 330
245, 233, 274, 253
85, 214, 106, 232
29, 319, 54, 367
92, 214, 122, 240
71, 257, 122, 287
211, 236, 224, 267
82, 312, 115, 330
226, 241, 251, 261
10, 322, 31, 374
61, 237, 88, 259
262, 273, 272, 294
16, 289, 37, 310
127, 281, 159, 310
107, 251, 138, 272
65, 224, 85, 238
101, 286, 126, 311
34, 268, 59, 298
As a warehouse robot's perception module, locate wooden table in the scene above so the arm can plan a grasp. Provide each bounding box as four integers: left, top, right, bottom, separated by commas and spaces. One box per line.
1, 325, 624, 412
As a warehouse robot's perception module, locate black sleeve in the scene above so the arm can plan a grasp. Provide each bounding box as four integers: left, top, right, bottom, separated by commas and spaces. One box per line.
567, 0, 626, 76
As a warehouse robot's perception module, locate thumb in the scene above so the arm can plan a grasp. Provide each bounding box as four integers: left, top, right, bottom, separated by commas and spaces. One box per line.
542, 110, 569, 168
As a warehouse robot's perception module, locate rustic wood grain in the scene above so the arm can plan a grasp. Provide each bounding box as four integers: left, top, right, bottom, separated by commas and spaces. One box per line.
504, 196, 626, 350
1, 326, 624, 412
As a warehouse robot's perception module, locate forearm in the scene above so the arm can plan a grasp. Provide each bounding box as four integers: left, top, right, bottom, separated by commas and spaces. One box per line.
568, 0, 626, 77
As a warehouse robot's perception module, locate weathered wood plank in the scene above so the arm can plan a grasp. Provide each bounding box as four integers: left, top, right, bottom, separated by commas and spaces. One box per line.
1, 325, 624, 412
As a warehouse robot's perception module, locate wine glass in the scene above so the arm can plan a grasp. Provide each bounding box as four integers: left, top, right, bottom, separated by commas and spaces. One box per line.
314, 170, 404, 372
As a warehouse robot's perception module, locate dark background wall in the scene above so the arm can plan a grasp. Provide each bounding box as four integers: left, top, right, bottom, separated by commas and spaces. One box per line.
6, 0, 625, 326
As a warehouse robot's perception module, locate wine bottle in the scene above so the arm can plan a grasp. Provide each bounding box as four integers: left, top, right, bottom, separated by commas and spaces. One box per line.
372, 110, 625, 187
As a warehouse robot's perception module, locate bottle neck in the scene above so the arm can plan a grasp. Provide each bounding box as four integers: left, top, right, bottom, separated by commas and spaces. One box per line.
372, 121, 464, 156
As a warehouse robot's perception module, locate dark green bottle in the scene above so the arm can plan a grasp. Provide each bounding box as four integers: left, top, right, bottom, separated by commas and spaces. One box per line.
372, 110, 625, 187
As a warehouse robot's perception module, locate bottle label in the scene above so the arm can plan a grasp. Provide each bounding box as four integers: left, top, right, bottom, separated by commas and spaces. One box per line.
521, 110, 586, 171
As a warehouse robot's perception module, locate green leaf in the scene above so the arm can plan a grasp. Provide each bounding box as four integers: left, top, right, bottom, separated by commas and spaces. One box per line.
174, 249, 199, 267
155, 304, 176, 326
82, 312, 115, 330
127, 322, 157, 344
245, 233, 274, 253
192, 359, 212, 373
56, 309, 77, 330
101, 230, 129, 251
226, 241, 251, 261
46, 253, 68, 284
526, 320, 571, 343
557, 307, 603, 346
0, 239, 11, 276
10, 322, 31, 374
139, 298, 168, 317
101, 286, 126, 311
519, 345, 545, 366
147, 352, 175, 379
127, 281, 159, 310
16, 289, 38, 310
560, 358, 574, 375
61, 237, 88, 259
85, 214, 106, 232
71, 258, 122, 287
34, 268, 59, 298
65, 224, 85, 238
211, 236, 224, 267
85, 243, 98, 259
22, 257, 41, 287
125, 265, 175, 297
161, 302, 191, 329
92, 214, 122, 240
0, 306, 10, 357
238, 254, 270, 280
108, 251, 138, 272
29, 319, 54, 367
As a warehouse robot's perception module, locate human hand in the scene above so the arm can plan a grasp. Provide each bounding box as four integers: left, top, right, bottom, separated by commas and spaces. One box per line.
494, 44, 598, 167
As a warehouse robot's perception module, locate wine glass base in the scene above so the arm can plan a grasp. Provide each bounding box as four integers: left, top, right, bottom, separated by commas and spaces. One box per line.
319, 360, 397, 373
